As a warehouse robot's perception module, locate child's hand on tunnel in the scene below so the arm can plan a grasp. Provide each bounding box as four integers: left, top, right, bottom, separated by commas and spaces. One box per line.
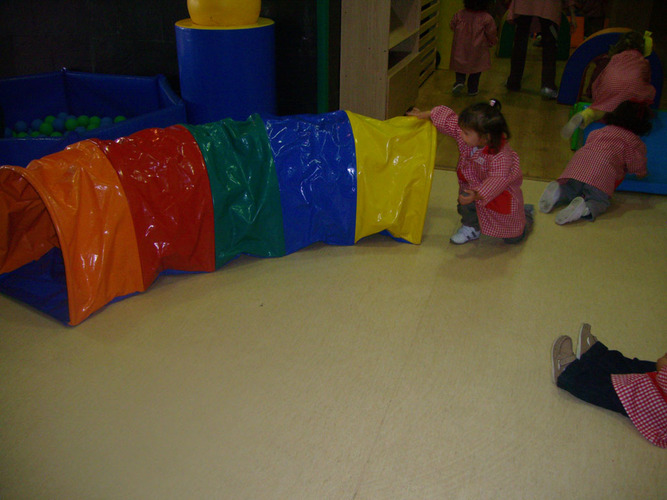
406, 107, 432, 121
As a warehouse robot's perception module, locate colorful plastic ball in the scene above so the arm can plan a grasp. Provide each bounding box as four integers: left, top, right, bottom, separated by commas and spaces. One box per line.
114, 115, 126, 123
51, 118, 65, 132
44, 115, 56, 124
31, 118, 43, 131
57, 112, 68, 120
39, 122, 54, 135
30, 131, 40, 137
77, 115, 90, 127
100, 117, 113, 127
4, 127, 12, 138
14, 121, 28, 133
65, 118, 78, 131
17, 132, 28, 138
89, 116, 101, 126
50, 131, 63, 137
86, 123, 98, 131
74, 126, 87, 135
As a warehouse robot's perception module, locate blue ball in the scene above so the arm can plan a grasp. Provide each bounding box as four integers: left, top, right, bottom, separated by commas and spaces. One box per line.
51, 118, 65, 132
31, 118, 43, 131
14, 120, 28, 133
4, 127, 13, 138
74, 126, 87, 135
57, 112, 68, 120
100, 116, 113, 128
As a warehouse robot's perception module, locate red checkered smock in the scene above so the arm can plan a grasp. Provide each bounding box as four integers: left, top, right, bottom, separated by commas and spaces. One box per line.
612, 367, 667, 448
559, 125, 647, 196
431, 106, 526, 239
449, 9, 498, 74
592, 50, 656, 112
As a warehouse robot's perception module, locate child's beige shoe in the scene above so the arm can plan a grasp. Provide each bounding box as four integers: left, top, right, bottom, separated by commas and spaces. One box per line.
576, 323, 598, 359
552, 335, 576, 384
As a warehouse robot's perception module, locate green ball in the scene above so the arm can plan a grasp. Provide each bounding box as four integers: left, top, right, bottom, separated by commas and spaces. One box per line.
77, 115, 90, 127
89, 115, 101, 126
39, 122, 54, 135
30, 131, 40, 137
17, 132, 28, 138
44, 115, 56, 123
50, 131, 63, 137
86, 123, 98, 131
65, 118, 78, 131
114, 115, 126, 123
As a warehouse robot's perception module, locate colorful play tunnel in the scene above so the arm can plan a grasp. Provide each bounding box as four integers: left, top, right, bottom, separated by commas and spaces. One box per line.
0, 111, 436, 325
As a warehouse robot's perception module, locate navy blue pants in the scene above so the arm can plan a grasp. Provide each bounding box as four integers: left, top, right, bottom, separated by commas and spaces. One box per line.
557, 341, 656, 415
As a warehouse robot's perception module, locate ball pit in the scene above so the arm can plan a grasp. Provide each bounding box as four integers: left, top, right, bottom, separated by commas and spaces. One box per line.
7, 113, 135, 138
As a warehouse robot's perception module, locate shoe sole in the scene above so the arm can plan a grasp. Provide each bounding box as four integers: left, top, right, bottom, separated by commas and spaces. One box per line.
555, 197, 587, 225
551, 335, 574, 384
551, 336, 565, 384
449, 235, 480, 245
539, 181, 561, 213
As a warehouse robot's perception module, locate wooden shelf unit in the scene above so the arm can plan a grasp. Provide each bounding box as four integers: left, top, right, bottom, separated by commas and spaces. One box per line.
340, 0, 439, 120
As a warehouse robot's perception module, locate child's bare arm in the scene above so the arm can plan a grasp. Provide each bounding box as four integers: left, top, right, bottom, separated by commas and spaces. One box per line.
406, 107, 432, 121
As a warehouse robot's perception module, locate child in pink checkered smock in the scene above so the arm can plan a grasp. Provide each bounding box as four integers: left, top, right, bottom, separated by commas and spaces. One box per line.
408, 99, 533, 245
449, 0, 498, 97
552, 323, 667, 448
561, 31, 656, 139
540, 100, 651, 225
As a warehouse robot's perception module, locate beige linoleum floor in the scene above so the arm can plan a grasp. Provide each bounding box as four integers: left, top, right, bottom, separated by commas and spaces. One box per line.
1, 167, 666, 499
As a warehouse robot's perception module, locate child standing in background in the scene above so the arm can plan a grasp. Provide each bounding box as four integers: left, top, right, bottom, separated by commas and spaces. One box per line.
449, 0, 499, 96
561, 31, 656, 138
408, 100, 533, 244
542, 100, 651, 225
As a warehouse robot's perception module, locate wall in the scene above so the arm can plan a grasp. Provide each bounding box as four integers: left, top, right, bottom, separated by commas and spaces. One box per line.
0, 0, 340, 116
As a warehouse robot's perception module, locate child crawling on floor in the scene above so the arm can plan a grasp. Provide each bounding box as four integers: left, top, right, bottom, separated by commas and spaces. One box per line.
540, 100, 652, 224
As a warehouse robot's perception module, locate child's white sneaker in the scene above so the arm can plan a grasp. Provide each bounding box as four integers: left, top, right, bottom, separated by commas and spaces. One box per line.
560, 112, 584, 139
450, 225, 481, 244
555, 197, 590, 225
452, 83, 465, 95
539, 181, 561, 213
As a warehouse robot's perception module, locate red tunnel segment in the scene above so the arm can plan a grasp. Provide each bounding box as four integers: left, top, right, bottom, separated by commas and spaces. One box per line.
93, 125, 216, 289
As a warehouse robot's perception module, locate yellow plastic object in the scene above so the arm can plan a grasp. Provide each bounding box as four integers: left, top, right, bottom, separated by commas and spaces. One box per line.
187, 0, 261, 26
346, 112, 437, 244
0, 141, 143, 325
644, 31, 653, 57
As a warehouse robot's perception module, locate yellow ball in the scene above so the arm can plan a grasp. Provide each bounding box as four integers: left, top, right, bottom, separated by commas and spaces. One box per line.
187, 0, 261, 27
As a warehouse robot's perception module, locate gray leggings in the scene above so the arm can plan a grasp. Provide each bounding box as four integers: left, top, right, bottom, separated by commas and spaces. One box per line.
457, 203, 533, 244
557, 179, 611, 220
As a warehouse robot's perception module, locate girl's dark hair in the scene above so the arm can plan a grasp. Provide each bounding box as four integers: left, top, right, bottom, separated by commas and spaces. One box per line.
458, 99, 510, 151
464, 0, 490, 11
608, 31, 644, 56
603, 100, 653, 136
